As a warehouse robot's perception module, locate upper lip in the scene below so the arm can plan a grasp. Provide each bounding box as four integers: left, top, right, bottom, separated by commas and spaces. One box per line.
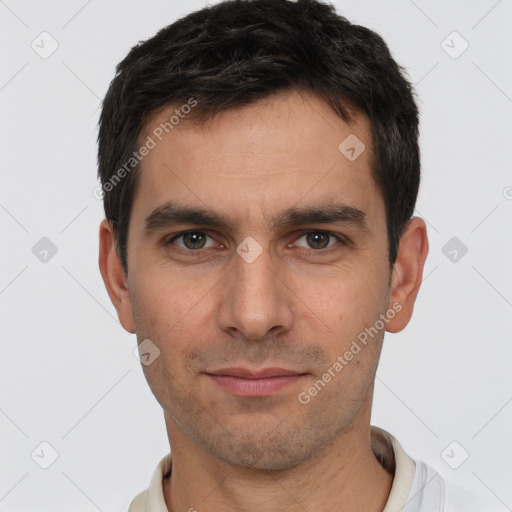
206, 367, 307, 379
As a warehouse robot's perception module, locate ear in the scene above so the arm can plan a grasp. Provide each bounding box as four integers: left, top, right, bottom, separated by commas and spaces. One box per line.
98, 219, 136, 333
386, 217, 429, 333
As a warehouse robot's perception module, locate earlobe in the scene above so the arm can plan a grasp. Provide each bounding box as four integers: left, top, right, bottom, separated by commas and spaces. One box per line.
386, 217, 429, 333
98, 219, 136, 334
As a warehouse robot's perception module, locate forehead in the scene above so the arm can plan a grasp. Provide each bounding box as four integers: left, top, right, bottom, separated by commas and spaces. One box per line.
132, 90, 382, 231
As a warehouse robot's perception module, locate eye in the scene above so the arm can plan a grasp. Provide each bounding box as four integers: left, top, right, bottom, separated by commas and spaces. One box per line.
293, 231, 344, 251
168, 231, 217, 251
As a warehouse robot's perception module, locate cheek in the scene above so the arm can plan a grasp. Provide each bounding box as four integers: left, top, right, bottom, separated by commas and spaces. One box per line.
297, 262, 388, 327
131, 275, 208, 399
291, 267, 390, 382
135, 265, 201, 313
129, 278, 171, 346
130, 269, 217, 357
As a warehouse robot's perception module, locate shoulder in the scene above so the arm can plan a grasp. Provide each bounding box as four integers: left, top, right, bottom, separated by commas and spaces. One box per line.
406, 459, 501, 512
443, 478, 502, 512
128, 489, 148, 512
127, 453, 171, 512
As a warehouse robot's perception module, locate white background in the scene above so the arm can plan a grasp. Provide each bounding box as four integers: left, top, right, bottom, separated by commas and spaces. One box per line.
1, 0, 511, 510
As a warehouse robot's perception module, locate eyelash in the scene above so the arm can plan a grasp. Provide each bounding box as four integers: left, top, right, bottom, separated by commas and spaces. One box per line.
164, 230, 347, 257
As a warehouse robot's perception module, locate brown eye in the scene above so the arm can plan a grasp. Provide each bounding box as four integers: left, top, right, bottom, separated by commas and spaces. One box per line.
169, 231, 215, 251
305, 232, 331, 249
295, 231, 340, 250
182, 232, 207, 249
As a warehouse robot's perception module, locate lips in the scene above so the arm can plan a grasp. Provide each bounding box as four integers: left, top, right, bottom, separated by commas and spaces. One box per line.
205, 367, 306, 379
204, 367, 308, 397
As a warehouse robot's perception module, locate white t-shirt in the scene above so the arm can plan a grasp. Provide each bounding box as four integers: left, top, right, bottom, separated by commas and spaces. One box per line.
129, 426, 497, 512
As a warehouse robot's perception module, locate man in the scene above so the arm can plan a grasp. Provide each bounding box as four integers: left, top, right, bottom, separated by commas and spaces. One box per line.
97, 1, 494, 511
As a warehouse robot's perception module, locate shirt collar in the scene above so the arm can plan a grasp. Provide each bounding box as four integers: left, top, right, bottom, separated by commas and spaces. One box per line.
129, 426, 416, 512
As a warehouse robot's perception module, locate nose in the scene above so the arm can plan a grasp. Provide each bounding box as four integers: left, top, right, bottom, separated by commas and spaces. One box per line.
217, 245, 293, 341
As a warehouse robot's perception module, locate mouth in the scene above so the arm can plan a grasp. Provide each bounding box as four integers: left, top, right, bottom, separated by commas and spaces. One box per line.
204, 367, 309, 397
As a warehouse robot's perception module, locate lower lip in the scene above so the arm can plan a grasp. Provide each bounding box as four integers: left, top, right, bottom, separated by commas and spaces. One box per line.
206, 374, 307, 397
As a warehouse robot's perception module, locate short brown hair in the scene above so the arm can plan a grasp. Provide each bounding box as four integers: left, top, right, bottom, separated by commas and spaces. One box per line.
98, 0, 420, 274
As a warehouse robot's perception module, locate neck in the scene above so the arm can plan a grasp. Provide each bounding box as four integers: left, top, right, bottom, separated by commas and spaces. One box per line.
162, 408, 393, 512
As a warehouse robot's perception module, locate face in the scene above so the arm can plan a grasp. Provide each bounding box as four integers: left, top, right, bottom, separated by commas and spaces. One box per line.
119, 91, 399, 469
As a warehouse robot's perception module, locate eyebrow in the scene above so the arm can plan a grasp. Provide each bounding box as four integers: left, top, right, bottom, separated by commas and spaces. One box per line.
143, 201, 369, 234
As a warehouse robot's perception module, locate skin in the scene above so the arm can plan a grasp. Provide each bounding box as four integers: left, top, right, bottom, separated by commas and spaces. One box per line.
99, 90, 428, 512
